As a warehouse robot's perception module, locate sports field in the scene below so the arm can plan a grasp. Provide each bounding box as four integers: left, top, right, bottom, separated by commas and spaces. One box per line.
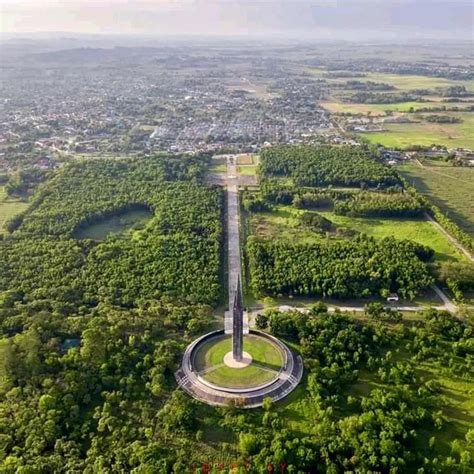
193, 334, 284, 388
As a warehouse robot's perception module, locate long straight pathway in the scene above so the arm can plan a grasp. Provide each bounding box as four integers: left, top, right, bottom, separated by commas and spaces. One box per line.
225, 156, 249, 334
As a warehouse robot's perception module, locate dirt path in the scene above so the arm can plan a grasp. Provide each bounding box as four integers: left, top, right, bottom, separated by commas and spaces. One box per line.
415, 158, 473, 186
425, 213, 473, 262
412, 159, 473, 261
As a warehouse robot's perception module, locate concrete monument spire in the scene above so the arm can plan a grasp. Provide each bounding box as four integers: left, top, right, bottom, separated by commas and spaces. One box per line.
232, 276, 244, 361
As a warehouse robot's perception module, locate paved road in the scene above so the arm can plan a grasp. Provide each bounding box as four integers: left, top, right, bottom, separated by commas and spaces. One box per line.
247, 289, 458, 324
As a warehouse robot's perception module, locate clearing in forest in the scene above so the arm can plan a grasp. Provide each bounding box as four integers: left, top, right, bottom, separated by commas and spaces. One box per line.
0, 186, 28, 234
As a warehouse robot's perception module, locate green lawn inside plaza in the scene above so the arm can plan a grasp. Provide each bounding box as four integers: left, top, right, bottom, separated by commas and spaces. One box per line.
237, 165, 259, 176
193, 334, 284, 389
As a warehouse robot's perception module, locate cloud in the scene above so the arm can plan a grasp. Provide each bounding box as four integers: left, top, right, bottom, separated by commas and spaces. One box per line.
1, 0, 471, 39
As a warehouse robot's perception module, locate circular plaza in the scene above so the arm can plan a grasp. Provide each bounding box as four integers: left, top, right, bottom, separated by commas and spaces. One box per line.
175, 329, 303, 408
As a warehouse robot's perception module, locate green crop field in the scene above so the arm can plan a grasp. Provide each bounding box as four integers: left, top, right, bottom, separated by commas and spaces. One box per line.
321, 101, 474, 116
359, 113, 474, 149
398, 161, 474, 237
193, 334, 284, 388
362, 73, 474, 92
0, 186, 29, 234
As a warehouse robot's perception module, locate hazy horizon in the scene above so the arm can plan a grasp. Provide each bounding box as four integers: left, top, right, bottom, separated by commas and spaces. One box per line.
1, 0, 473, 41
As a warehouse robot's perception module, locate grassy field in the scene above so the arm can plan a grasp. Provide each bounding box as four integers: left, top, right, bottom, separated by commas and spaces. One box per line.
398, 161, 474, 237
321, 100, 474, 116
250, 204, 462, 261
209, 162, 227, 174
319, 211, 464, 262
236, 154, 258, 165
194, 334, 284, 388
0, 186, 29, 234
74, 209, 153, 240
314, 67, 474, 150
360, 113, 474, 149
237, 165, 258, 176
309, 67, 474, 91
250, 206, 325, 245
364, 73, 474, 92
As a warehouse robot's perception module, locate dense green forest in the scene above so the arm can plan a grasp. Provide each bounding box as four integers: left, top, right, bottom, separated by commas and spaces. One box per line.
0, 154, 230, 471
249, 145, 474, 303
1, 301, 472, 471
1, 155, 223, 307
1, 148, 472, 471
256, 183, 424, 218
259, 145, 399, 188
333, 191, 424, 218
247, 236, 433, 299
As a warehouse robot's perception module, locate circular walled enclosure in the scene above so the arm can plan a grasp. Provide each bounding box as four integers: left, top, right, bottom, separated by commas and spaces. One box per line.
175, 330, 303, 408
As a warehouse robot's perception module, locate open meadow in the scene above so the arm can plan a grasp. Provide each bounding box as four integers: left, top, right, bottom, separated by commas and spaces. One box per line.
363, 72, 474, 92
309, 67, 474, 91
313, 66, 474, 149
321, 100, 474, 115
360, 113, 474, 149
250, 204, 463, 262
398, 161, 474, 237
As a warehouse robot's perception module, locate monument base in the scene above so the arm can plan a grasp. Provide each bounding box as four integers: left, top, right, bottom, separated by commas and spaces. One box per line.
223, 351, 252, 368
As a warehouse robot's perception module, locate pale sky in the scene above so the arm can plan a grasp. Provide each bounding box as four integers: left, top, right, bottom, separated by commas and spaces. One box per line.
1, 0, 473, 40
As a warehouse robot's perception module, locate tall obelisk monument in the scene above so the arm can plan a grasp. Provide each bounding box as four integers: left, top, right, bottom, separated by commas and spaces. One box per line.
232, 277, 244, 361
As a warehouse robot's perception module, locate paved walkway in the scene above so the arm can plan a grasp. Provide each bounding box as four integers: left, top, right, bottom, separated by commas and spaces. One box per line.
225, 156, 249, 334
